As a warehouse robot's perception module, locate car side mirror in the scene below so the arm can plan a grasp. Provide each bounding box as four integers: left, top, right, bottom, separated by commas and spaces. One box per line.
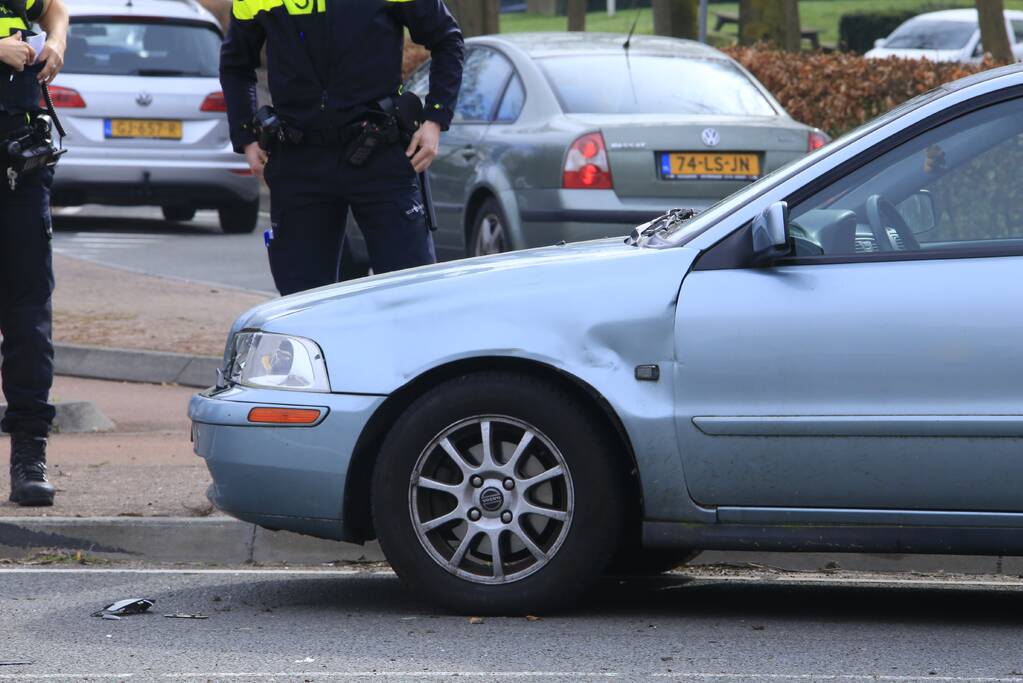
874, 38, 887, 49
751, 201, 789, 261
897, 190, 936, 234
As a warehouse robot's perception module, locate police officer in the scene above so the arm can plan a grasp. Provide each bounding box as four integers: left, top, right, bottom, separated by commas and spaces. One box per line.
220, 0, 464, 296
0, 0, 69, 506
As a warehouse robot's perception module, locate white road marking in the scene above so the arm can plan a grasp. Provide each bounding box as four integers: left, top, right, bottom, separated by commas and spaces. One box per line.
2, 566, 1021, 589
52, 206, 83, 216
0, 673, 1019, 681
0, 567, 387, 575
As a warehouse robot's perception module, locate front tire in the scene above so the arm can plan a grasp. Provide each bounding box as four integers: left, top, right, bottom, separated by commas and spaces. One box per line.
372, 373, 626, 615
218, 198, 259, 234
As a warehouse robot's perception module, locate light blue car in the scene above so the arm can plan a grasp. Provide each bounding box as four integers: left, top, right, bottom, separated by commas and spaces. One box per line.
190, 64, 1023, 614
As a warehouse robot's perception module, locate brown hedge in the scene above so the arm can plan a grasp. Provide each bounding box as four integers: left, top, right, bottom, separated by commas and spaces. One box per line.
402, 41, 1004, 138
722, 47, 1005, 137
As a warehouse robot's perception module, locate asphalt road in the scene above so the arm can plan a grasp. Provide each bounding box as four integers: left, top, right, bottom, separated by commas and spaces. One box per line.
3, 566, 1023, 681
52, 205, 277, 295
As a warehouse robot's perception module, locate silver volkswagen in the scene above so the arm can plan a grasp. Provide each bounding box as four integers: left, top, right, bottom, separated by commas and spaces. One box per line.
50, 0, 259, 233
192, 63, 1023, 615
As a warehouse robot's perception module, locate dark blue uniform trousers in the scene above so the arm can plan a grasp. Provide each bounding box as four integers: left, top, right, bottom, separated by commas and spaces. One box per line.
0, 166, 55, 437
264, 140, 436, 296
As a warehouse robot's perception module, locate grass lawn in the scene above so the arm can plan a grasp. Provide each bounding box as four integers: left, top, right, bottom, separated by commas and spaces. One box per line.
501, 0, 1023, 47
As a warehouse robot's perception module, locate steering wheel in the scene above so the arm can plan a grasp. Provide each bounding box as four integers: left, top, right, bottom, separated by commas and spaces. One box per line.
865, 194, 920, 252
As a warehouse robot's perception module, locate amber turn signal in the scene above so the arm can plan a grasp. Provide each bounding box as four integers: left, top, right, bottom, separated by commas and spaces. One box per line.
247, 407, 322, 424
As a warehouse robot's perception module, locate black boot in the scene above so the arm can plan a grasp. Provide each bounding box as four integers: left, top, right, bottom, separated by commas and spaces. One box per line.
9, 433, 55, 507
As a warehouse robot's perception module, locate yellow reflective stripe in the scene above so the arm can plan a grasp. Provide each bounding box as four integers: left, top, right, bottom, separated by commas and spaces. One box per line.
233, 0, 328, 19
0, 16, 29, 34
385, 0, 416, 3
233, 0, 282, 21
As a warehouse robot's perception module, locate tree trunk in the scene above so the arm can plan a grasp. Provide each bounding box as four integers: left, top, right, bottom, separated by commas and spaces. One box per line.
446, 0, 501, 37
527, 0, 558, 16
651, 0, 698, 40
739, 0, 800, 51
977, 0, 1013, 63
567, 0, 587, 31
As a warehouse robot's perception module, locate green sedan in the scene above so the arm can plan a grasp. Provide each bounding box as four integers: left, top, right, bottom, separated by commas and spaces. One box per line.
349, 32, 826, 266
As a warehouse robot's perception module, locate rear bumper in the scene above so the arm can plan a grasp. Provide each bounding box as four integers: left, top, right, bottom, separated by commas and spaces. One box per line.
52, 151, 259, 207
515, 189, 720, 249
189, 386, 385, 541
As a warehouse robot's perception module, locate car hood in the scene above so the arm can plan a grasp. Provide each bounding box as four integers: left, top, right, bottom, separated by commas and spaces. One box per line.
239, 238, 653, 329
230, 238, 700, 395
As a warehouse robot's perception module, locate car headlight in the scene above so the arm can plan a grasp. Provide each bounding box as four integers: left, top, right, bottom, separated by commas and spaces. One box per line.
227, 332, 330, 392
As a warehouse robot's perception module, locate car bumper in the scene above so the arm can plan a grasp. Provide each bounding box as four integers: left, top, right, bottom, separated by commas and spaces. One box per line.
188, 386, 385, 541
514, 189, 721, 248
53, 149, 259, 206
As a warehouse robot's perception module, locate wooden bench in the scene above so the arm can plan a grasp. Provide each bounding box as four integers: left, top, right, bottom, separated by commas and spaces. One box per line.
713, 11, 821, 49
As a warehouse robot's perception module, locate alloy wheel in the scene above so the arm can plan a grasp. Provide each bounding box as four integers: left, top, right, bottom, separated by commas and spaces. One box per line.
409, 416, 574, 585
474, 214, 507, 256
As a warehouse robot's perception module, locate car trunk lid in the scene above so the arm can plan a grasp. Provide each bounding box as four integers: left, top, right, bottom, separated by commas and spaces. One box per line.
565, 113, 812, 200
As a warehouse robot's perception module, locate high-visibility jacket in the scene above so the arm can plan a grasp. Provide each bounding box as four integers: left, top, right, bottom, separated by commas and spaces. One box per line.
220, 0, 464, 153
0, 0, 48, 114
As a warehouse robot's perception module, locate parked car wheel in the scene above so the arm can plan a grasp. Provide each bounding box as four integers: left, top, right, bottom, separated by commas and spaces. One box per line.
469, 198, 509, 257
161, 205, 196, 222
606, 548, 700, 576
372, 372, 626, 615
218, 198, 259, 234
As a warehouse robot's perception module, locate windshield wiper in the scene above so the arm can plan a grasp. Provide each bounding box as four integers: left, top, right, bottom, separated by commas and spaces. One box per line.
625, 208, 697, 246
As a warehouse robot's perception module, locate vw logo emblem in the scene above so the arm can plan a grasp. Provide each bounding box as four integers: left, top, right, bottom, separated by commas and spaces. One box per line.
136, 92, 153, 107
479, 487, 504, 512
701, 128, 720, 147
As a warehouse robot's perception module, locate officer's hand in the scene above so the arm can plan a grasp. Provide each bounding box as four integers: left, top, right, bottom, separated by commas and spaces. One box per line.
406, 121, 441, 173
37, 37, 65, 84
244, 141, 268, 180
0, 33, 36, 72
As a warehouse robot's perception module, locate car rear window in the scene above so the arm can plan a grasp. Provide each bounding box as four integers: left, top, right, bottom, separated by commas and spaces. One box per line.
885, 19, 976, 50
536, 55, 776, 117
64, 19, 221, 77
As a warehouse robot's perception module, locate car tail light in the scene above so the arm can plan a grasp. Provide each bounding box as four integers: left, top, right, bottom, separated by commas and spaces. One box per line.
808, 130, 829, 152
563, 132, 613, 189
45, 86, 85, 108
200, 92, 227, 112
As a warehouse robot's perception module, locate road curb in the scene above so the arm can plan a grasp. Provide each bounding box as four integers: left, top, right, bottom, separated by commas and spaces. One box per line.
0, 517, 385, 565
2, 516, 1021, 574
54, 343, 219, 389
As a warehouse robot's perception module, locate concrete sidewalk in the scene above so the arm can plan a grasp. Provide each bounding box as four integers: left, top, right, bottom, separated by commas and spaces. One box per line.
53, 254, 270, 358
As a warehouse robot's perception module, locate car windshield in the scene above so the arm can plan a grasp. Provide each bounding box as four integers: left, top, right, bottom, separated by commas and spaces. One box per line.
885, 19, 976, 50
537, 55, 777, 116
64, 20, 222, 77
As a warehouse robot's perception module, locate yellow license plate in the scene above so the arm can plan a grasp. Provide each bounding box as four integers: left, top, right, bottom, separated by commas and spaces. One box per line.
661, 152, 761, 180
105, 119, 183, 140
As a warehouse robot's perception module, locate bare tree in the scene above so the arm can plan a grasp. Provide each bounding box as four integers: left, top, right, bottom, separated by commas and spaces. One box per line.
652, 0, 698, 40
977, 0, 1014, 63
446, 0, 501, 37
567, 0, 587, 32
739, 0, 800, 51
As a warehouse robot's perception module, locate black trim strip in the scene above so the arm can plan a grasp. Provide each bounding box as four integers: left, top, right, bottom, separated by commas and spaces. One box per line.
643, 521, 1023, 555
520, 209, 663, 225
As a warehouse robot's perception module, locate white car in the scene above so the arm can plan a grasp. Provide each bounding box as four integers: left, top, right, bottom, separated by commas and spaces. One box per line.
50, 0, 259, 233
866, 8, 1023, 63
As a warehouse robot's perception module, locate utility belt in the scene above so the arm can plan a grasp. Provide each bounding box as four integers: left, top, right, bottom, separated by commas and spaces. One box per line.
0, 113, 63, 191
250, 92, 424, 168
